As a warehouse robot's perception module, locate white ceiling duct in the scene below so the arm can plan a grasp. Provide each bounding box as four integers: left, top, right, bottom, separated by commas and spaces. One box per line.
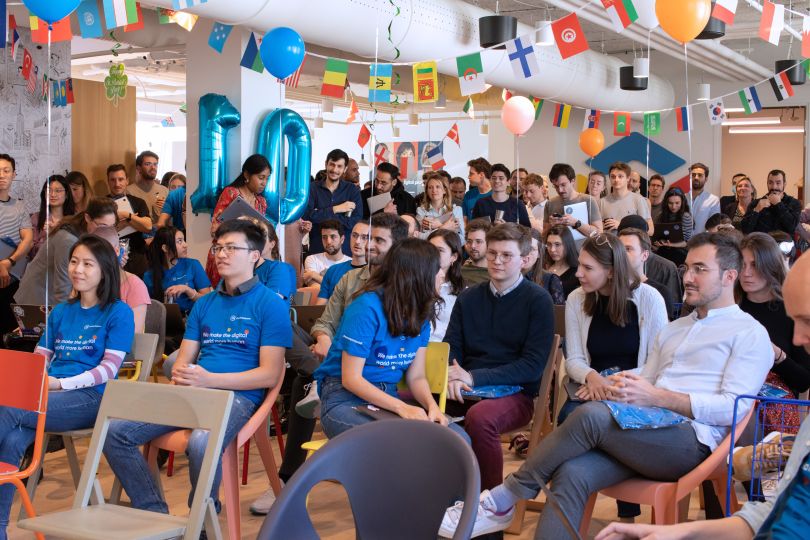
143, 0, 674, 111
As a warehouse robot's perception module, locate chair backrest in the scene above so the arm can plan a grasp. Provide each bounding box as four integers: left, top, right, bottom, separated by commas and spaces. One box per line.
163, 302, 186, 341
72, 381, 233, 540
0, 350, 48, 413
293, 290, 312, 306
143, 300, 166, 362
553, 305, 566, 338
257, 420, 480, 540
131, 333, 159, 382
396, 341, 450, 413
235, 362, 286, 448
292, 305, 326, 335
529, 334, 562, 448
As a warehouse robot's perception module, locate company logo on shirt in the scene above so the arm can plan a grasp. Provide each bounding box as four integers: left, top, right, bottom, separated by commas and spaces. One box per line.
371, 345, 415, 369
83, 324, 102, 330
229, 315, 252, 322
201, 324, 251, 346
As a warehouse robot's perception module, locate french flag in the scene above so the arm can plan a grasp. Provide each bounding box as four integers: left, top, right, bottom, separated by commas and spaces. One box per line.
426, 143, 446, 171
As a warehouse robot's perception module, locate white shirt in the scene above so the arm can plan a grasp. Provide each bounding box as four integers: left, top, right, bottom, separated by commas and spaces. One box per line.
691, 190, 721, 234
303, 252, 350, 276
640, 304, 772, 450
430, 281, 457, 342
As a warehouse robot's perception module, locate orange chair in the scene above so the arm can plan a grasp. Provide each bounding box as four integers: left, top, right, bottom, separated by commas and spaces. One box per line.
0, 350, 48, 540
144, 374, 285, 540
579, 406, 755, 536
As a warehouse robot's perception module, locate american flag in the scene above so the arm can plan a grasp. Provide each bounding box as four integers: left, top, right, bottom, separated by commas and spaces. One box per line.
278, 54, 306, 88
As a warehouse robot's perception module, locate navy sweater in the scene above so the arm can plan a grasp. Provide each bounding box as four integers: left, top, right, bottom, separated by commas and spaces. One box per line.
443, 279, 554, 396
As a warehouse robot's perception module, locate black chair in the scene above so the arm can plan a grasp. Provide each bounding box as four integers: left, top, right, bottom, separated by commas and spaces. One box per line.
257, 420, 480, 540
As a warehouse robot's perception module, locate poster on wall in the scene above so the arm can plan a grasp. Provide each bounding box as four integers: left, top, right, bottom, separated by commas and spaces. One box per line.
372, 140, 441, 196
0, 29, 72, 213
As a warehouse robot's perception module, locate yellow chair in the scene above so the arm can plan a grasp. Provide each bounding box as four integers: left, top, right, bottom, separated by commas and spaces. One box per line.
301, 341, 450, 456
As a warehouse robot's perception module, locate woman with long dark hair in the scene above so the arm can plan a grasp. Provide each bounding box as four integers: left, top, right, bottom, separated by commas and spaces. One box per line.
427, 228, 465, 341
313, 239, 460, 438
522, 227, 565, 305
543, 225, 580, 299
653, 187, 694, 266
29, 175, 76, 259
205, 154, 270, 284
0, 235, 134, 537
145, 226, 211, 315
66, 171, 94, 214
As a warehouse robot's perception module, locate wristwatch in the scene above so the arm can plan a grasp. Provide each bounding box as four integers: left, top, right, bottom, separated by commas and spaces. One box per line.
573, 220, 582, 229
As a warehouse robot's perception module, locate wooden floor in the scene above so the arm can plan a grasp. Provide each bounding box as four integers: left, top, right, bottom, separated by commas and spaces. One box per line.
6, 427, 726, 540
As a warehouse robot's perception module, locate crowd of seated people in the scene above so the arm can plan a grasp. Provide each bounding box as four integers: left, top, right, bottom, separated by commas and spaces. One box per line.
3, 146, 810, 540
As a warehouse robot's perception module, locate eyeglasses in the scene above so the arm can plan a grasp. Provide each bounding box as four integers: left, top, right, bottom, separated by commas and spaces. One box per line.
210, 245, 254, 256
50, 188, 65, 194
683, 264, 719, 276
485, 250, 517, 263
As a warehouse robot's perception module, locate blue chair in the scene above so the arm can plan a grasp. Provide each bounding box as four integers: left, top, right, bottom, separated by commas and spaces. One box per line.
258, 419, 480, 540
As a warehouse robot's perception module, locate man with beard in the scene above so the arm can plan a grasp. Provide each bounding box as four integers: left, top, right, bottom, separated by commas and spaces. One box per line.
647, 174, 665, 223
741, 169, 802, 236
127, 151, 168, 223
689, 162, 721, 234
440, 232, 772, 539
249, 213, 408, 515
360, 162, 416, 218
342, 158, 360, 185
302, 219, 350, 286
461, 218, 492, 286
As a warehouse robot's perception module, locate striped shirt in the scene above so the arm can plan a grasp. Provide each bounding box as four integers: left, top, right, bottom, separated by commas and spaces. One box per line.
0, 197, 31, 245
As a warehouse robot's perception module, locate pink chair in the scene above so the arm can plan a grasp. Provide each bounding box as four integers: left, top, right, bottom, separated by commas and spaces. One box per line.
145, 376, 285, 540
579, 407, 755, 536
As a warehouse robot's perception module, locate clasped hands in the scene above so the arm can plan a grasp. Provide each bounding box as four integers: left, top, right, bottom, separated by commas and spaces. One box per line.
575, 371, 659, 407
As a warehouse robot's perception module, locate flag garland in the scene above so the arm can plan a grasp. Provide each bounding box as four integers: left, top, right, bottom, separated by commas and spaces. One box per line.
530, 96, 544, 120
769, 71, 794, 101
738, 86, 762, 114
583, 108, 600, 129
552, 103, 571, 128
759, 0, 784, 46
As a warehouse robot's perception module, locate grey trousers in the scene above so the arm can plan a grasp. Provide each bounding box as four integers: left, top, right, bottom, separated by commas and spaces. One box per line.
503, 401, 711, 540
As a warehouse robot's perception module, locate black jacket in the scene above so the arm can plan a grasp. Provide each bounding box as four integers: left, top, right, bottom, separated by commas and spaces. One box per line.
740, 193, 801, 235
361, 180, 417, 218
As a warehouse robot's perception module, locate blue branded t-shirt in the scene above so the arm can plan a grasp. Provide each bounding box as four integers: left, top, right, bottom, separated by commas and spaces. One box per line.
161, 187, 186, 231
318, 260, 362, 301
314, 291, 431, 385
462, 186, 483, 220
254, 259, 297, 306
39, 300, 135, 393
756, 453, 810, 539
184, 281, 293, 405
144, 258, 210, 314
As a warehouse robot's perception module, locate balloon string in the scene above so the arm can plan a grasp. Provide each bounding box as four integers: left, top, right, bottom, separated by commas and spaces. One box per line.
684, 42, 693, 212
45, 25, 52, 346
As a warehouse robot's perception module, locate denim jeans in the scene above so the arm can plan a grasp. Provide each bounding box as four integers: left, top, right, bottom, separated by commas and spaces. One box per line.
319, 377, 470, 443
103, 393, 256, 513
0, 388, 103, 539
503, 401, 710, 540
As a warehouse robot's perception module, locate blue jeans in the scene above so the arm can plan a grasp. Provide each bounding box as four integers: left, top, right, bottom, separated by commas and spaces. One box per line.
103, 393, 256, 513
318, 377, 470, 444
0, 388, 103, 539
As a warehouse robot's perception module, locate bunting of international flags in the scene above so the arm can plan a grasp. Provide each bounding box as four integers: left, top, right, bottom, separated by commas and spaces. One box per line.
738, 86, 762, 114
583, 108, 600, 129
530, 96, 544, 120
676, 106, 690, 133
552, 103, 571, 128
321, 58, 349, 98
643, 112, 660, 136
614, 111, 631, 136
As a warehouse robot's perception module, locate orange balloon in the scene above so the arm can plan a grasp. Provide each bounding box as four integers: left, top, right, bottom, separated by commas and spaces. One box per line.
579, 128, 605, 158
656, 0, 711, 43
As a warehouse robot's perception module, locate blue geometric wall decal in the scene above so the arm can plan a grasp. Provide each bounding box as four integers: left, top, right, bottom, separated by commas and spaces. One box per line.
587, 132, 686, 175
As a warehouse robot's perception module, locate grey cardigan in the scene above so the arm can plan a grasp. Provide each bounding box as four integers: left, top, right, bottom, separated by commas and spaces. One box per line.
15, 228, 78, 306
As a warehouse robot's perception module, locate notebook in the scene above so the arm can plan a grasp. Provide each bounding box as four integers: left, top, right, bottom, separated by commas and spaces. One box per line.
218, 196, 272, 227
653, 222, 684, 243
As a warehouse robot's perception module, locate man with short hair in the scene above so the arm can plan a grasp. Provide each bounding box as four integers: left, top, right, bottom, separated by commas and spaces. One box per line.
302, 219, 350, 286
510, 167, 528, 195
463, 157, 493, 220
0, 153, 33, 334
472, 163, 531, 226
543, 163, 603, 245
127, 150, 168, 223
360, 162, 416, 218
690, 162, 721, 234
440, 233, 773, 539
628, 170, 642, 194
443, 223, 554, 492
342, 158, 360, 185
618, 227, 676, 320
106, 164, 152, 275
105, 219, 291, 517
316, 221, 368, 305
399, 213, 421, 238
461, 218, 492, 286
617, 215, 682, 304
304, 148, 362, 255
449, 177, 467, 207
719, 172, 748, 210
601, 162, 654, 234
597, 251, 810, 540
249, 214, 409, 515
523, 174, 548, 231
741, 169, 801, 235
648, 174, 666, 223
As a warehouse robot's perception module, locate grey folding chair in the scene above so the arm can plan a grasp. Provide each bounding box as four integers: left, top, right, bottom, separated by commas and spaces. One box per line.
18, 380, 234, 540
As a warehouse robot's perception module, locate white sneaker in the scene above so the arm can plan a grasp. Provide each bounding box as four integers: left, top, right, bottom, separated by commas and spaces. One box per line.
249, 481, 285, 515
438, 489, 514, 538
295, 381, 321, 419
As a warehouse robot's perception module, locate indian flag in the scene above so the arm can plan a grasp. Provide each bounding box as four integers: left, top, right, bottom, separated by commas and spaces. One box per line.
103, 0, 139, 29
601, 0, 638, 33
737, 86, 762, 115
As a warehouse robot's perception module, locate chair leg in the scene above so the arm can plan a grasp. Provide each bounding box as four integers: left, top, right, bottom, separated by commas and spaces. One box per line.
504, 499, 527, 535
63, 436, 83, 489
221, 443, 241, 540
677, 493, 691, 522
254, 431, 283, 495
167, 450, 175, 477
9, 477, 45, 540
271, 403, 285, 455
579, 492, 598, 539
19, 434, 50, 520
241, 438, 250, 486
202, 497, 224, 540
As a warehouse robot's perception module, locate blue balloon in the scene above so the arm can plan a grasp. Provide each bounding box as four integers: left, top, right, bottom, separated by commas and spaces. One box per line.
191, 94, 241, 214
23, 0, 81, 24
256, 108, 311, 224
260, 27, 306, 80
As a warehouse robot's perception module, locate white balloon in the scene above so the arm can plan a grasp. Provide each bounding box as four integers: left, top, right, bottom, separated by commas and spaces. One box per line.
635, 0, 659, 30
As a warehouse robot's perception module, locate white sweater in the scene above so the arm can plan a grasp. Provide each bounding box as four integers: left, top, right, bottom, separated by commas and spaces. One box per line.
564, 283, 669, 383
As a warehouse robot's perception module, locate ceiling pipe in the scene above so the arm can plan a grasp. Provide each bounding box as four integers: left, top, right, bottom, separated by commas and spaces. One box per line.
546, 0, 772, 81
142, 0, 675, 112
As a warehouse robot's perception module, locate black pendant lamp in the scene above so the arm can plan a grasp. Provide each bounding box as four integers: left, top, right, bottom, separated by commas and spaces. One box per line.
775, 60, 807, 86
620, 66, 648, 91
479, 15, 517, 50
696, 3, 726, 40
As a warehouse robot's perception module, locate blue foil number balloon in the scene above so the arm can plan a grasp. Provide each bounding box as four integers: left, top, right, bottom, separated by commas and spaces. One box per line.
256, 108, 311, 224
191, 94, 241, 214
